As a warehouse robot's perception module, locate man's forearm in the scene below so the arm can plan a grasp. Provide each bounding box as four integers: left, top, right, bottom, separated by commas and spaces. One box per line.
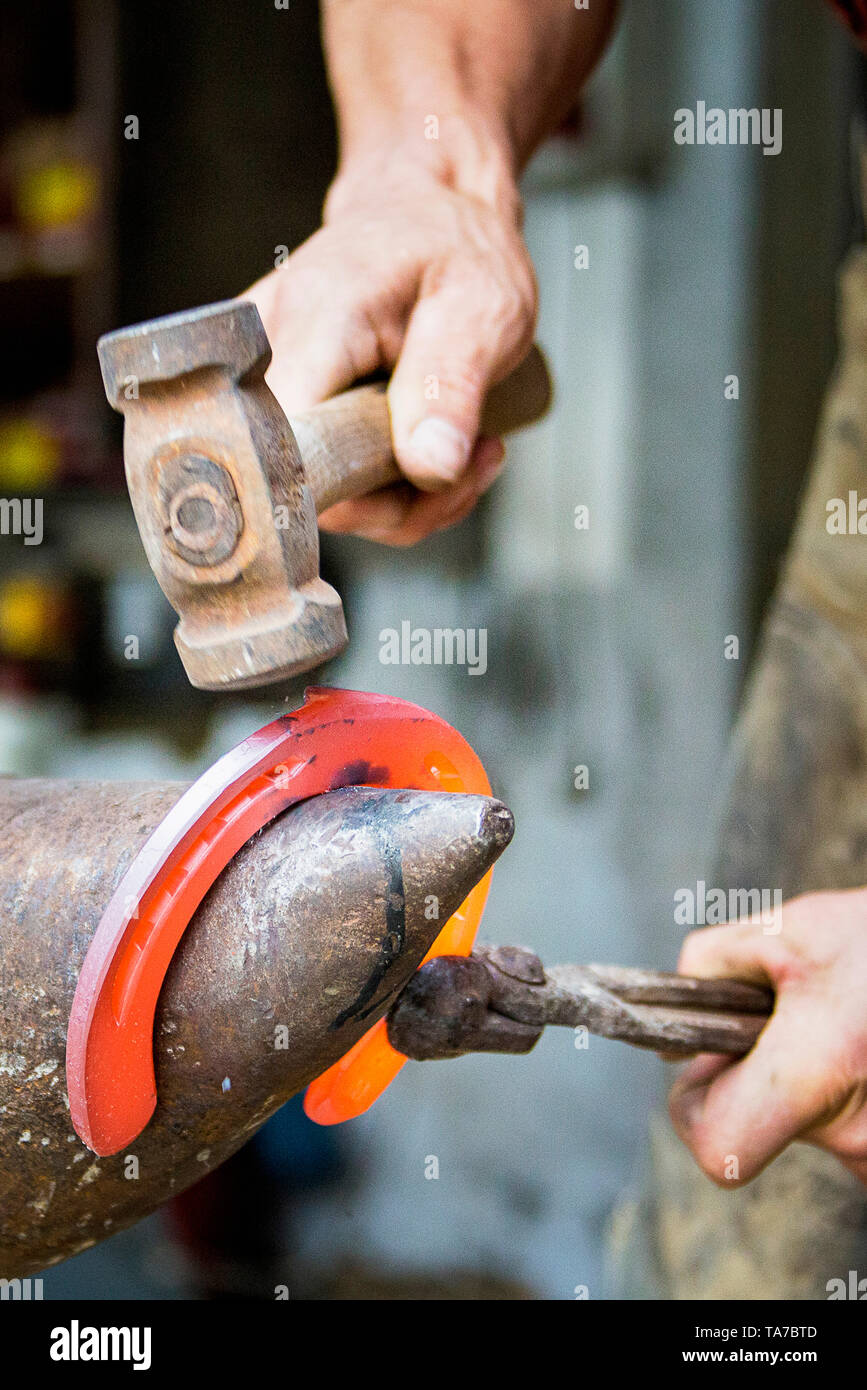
322, 0, 618, 198
248, 0, 617, 543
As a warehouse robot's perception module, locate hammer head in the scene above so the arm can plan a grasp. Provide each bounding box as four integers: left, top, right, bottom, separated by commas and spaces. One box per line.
98, 300, 347, 690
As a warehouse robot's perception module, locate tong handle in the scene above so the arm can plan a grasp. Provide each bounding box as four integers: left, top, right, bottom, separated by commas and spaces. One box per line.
585, 964, 774, 1015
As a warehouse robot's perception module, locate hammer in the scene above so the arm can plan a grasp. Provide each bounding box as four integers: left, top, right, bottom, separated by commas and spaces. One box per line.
97, 300, 551, 691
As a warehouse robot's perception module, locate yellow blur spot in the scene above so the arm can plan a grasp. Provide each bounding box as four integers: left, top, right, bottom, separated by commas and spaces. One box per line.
16, 160, 98, 229
0, 577, 66, 660
0, 420, 60, 491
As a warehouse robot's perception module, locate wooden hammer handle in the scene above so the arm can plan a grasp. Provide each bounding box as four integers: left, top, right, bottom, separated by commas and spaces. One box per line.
290, 344, 552, 515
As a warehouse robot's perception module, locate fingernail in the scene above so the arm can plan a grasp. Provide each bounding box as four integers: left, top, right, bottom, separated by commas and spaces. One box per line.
408, 417, 472, 484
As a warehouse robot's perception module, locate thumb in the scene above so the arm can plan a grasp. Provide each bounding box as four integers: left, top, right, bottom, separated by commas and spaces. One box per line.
387, 267, 534, 491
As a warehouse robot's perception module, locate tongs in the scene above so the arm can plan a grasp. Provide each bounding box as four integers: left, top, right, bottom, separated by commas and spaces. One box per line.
387, 943, 773, 1060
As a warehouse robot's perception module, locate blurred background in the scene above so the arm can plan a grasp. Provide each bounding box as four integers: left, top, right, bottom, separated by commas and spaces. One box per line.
0, 0, 861, 1297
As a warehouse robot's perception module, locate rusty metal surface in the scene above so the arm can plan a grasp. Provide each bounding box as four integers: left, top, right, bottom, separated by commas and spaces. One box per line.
0, 781, 513, 1277
387, 944, 773, 1061
98, 300, 346, 691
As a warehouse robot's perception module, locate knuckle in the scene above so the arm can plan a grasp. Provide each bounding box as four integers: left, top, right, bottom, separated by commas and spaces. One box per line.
515, 257, 539, 323
487, 276, 530, 336
437, 359, 487, 414
480, 267, 537, 363
333, 300, 390, 381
